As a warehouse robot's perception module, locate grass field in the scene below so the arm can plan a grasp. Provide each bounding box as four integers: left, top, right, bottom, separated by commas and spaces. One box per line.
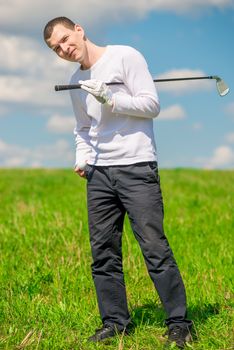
0, 168, 233, 350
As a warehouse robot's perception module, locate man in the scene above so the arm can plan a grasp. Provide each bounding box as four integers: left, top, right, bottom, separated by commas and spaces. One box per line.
43, 17, 193, 348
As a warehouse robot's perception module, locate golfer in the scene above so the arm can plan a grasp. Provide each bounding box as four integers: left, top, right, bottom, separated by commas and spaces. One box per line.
43, 17, 192, 348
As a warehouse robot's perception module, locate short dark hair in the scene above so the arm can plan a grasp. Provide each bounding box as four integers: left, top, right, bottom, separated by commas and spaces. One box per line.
43, 16, 76, 42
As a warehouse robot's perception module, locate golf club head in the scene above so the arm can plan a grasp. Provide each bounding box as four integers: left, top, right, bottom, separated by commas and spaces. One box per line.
214, 76, 229, 96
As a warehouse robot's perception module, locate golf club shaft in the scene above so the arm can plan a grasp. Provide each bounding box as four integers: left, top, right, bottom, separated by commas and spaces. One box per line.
55, 76, 216, 91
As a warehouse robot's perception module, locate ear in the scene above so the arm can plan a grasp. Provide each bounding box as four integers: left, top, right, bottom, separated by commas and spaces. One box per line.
74, 24, 84, 36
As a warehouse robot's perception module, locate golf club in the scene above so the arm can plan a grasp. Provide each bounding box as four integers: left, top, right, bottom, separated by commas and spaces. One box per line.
54, 75, 229, 97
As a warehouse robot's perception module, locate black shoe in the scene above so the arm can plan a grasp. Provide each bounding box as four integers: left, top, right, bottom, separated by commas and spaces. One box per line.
88, 325, 122, 343
165, 325, 192, 348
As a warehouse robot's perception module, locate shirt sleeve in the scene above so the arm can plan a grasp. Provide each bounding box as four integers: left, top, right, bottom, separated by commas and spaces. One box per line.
70, 92, 92, 166
112, 48, 160, 119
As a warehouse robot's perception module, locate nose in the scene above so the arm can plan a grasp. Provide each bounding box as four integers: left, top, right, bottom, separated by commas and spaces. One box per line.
60, 43, 69, 53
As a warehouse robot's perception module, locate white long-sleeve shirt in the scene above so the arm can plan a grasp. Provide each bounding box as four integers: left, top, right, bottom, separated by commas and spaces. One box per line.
70, 45, 160, 166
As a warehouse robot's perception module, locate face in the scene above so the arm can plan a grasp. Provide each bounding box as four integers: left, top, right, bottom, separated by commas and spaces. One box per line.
47, 24, 86, 63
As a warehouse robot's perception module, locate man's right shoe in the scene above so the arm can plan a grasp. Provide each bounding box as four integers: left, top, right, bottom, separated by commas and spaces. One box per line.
88, 325, 122, 342
165, 325, 193, 348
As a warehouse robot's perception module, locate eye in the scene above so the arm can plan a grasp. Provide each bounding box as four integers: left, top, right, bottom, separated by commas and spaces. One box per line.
54, 46, 60, 53
53, 35, 69, 53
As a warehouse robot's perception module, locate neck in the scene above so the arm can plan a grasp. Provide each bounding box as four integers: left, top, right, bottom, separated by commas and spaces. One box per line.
80, 40, 106, 70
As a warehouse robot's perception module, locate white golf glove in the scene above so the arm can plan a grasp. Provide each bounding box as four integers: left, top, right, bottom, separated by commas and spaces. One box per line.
79, 79, 113, 106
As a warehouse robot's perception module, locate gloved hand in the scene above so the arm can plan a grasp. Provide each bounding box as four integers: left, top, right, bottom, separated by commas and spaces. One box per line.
79, 79, 113, 106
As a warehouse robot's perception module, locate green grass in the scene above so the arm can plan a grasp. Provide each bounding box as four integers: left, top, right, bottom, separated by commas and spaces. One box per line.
0, 168, 233, 349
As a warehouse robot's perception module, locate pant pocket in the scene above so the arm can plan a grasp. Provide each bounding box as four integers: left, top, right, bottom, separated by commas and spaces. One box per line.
85, 164, 94, 181
145, 162, 159, 183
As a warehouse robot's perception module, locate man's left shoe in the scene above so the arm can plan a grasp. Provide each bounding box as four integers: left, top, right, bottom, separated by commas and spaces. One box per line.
165, 325, 192, 348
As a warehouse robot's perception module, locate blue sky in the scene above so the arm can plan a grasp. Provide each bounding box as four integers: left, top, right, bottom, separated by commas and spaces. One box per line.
0, 1, 234, 168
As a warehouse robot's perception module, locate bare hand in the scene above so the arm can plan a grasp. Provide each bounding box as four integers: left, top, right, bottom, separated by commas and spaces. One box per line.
74, 166, 86, 178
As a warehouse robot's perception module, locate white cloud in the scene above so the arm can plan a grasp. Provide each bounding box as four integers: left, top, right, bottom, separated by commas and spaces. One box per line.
0, 0, 233, 34
0, 139, 30, 167
47, 114, 75, 134
0, 106, 9, 117
158, 104, 186, 120
0, 76, 60, 106
0, 138, 74, 168
0, 75, 72, 107
0, 33, 77, 106
0, 34, 44, 73
192, 122, 203, 130
156, 69, 213, 95
225, 102, 234, 118
4, 157, 28, 167
0, 34, 74, 76
205, 145, 234, 169
225, 132, 234, 144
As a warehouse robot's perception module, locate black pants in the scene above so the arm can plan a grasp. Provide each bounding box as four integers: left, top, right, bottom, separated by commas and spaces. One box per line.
86, 162, 191, 330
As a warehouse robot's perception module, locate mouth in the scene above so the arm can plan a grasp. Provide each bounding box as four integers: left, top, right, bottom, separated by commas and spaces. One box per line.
69, 48, 76, 58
